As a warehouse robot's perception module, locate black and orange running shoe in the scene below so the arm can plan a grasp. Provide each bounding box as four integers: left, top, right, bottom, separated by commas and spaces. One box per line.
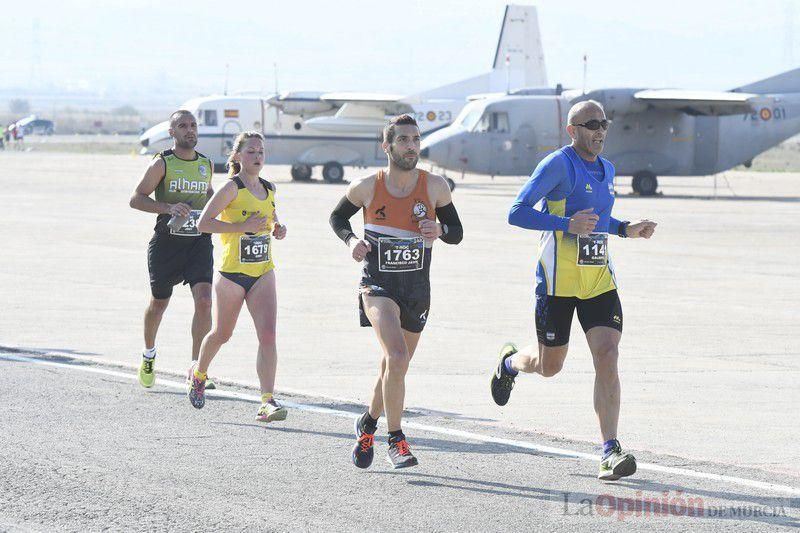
352, 417, 375, 469
386, 435, 418, 469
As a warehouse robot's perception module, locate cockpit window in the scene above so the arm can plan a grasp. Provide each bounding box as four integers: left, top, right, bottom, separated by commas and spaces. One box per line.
459, 109, 482, 131
475, 112, 509, 133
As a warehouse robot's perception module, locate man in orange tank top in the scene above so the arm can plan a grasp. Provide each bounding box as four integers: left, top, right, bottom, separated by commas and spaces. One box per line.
330, 115, 464, 469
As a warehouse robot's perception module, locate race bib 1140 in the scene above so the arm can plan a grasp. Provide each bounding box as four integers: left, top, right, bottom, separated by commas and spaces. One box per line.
577, 233, 608, 266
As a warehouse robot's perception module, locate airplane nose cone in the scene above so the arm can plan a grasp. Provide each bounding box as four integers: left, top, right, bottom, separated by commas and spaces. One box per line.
420, 132, 448, 165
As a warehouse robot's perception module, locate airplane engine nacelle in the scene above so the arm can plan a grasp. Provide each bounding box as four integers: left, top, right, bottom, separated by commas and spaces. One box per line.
578, 89, 649, 117
276, 101, 336, 115
268, 92, 335, 116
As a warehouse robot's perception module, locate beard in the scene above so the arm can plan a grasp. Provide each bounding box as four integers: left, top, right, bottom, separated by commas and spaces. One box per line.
176, 136, 197, 150
389, 145, 418, 171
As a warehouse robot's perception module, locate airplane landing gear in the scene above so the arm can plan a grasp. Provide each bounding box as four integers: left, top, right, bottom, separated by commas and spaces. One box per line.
632, 171, 658, 196
290, 164, 313, 181
322, 161, 344, 183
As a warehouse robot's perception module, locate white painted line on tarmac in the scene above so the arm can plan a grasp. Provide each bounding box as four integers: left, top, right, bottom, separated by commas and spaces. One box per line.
3, 351, 800, 496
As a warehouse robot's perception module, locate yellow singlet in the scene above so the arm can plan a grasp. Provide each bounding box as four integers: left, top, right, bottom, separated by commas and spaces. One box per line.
219, 175, 276, 277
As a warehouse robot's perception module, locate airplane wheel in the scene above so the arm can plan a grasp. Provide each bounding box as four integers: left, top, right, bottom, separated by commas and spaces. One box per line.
632, 172, 658, 196
445, 176, 456, 191
322, 161, 344, 183
291, 164, 312, 181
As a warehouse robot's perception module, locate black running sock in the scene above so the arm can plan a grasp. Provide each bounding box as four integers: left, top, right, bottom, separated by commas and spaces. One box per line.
388, 430, 405, 443
360, 412, 378, 434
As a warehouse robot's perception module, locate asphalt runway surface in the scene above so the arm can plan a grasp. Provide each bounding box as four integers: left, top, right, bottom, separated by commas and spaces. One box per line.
0, 151, 798, 530
2, 350, 798, 532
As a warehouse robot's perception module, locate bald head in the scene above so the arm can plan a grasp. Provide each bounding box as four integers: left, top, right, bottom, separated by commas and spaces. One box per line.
566, 100, 608, 160
169, 109, 195, 128
567, 100, 605, 126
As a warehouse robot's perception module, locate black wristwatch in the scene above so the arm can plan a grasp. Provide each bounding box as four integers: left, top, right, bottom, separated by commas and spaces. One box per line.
618, 221, 630, 238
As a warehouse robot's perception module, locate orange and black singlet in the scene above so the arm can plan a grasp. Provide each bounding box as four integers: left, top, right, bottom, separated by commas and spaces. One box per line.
361, 169, 435, 291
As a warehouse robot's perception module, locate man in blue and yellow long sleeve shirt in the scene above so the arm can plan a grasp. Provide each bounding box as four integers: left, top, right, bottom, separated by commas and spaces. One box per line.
490, 100, 657, 481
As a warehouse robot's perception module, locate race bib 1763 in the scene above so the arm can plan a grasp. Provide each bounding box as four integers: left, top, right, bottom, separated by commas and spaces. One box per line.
378, 237, 424, 272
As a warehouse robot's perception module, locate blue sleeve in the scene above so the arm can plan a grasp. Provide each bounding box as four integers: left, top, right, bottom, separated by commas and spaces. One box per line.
608, 216, 621, 236
508, 155, 572, 232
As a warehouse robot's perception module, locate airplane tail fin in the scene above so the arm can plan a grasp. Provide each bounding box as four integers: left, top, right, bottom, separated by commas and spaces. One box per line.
734, 67, 800, 94
407, 4, 547, 102
492, 4, 547, 87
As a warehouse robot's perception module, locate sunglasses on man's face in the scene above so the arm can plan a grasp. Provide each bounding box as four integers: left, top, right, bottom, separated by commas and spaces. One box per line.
572, 119, 612, 131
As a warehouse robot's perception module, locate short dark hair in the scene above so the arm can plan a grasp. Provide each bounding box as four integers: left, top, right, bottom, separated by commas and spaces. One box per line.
383, 114, 418, 144
169, 109, 195, 128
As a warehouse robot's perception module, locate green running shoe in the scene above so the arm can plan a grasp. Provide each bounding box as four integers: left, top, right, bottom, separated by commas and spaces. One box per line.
598, 443, 637, 481
138, 356, 155, 388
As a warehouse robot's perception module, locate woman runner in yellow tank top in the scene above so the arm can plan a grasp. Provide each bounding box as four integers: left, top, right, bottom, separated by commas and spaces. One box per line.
189, 132, 288, 422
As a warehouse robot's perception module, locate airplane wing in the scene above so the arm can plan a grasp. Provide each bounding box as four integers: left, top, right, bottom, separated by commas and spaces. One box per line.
299, 93, 415, 133
266, 91, 413, 117
319, 93, 414, 116
633, 89, 764, 116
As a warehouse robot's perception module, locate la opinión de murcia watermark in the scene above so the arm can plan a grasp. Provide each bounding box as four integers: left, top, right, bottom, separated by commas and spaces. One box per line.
560, 490, 794, 521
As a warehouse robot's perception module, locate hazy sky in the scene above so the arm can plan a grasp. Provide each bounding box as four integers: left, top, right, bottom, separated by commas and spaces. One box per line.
0, 0, 792, 105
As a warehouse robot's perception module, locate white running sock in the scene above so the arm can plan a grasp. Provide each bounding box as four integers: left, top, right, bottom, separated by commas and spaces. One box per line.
143, 347, 157, 359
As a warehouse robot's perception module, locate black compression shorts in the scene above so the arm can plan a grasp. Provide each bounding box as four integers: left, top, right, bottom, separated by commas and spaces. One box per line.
535, 289, 623, 347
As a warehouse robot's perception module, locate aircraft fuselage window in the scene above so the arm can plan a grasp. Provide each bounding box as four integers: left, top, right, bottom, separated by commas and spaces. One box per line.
495, 112, 509, 133
475, 112, 510, 133
203, 110, 218, 127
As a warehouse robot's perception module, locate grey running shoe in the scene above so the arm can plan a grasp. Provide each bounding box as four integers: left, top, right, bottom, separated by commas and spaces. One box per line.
386, 436, 418, 469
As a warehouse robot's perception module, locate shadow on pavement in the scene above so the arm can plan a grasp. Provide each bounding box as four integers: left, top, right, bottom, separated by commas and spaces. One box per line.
373, 471, 799, 528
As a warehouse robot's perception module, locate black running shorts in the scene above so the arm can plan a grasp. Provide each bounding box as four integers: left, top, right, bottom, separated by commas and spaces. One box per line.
147, 233, 213, 299
535, 289, 623, 347
358, 282, 431, 334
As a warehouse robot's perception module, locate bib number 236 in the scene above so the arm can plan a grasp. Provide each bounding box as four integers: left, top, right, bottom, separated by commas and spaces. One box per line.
378, 237, 424, 272
240, 235, 270, 264
577, 233, 607, 266
170, 210, 201, 236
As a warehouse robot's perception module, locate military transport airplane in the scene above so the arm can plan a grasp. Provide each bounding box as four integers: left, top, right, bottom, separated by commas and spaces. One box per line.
420, 68, 800, 195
